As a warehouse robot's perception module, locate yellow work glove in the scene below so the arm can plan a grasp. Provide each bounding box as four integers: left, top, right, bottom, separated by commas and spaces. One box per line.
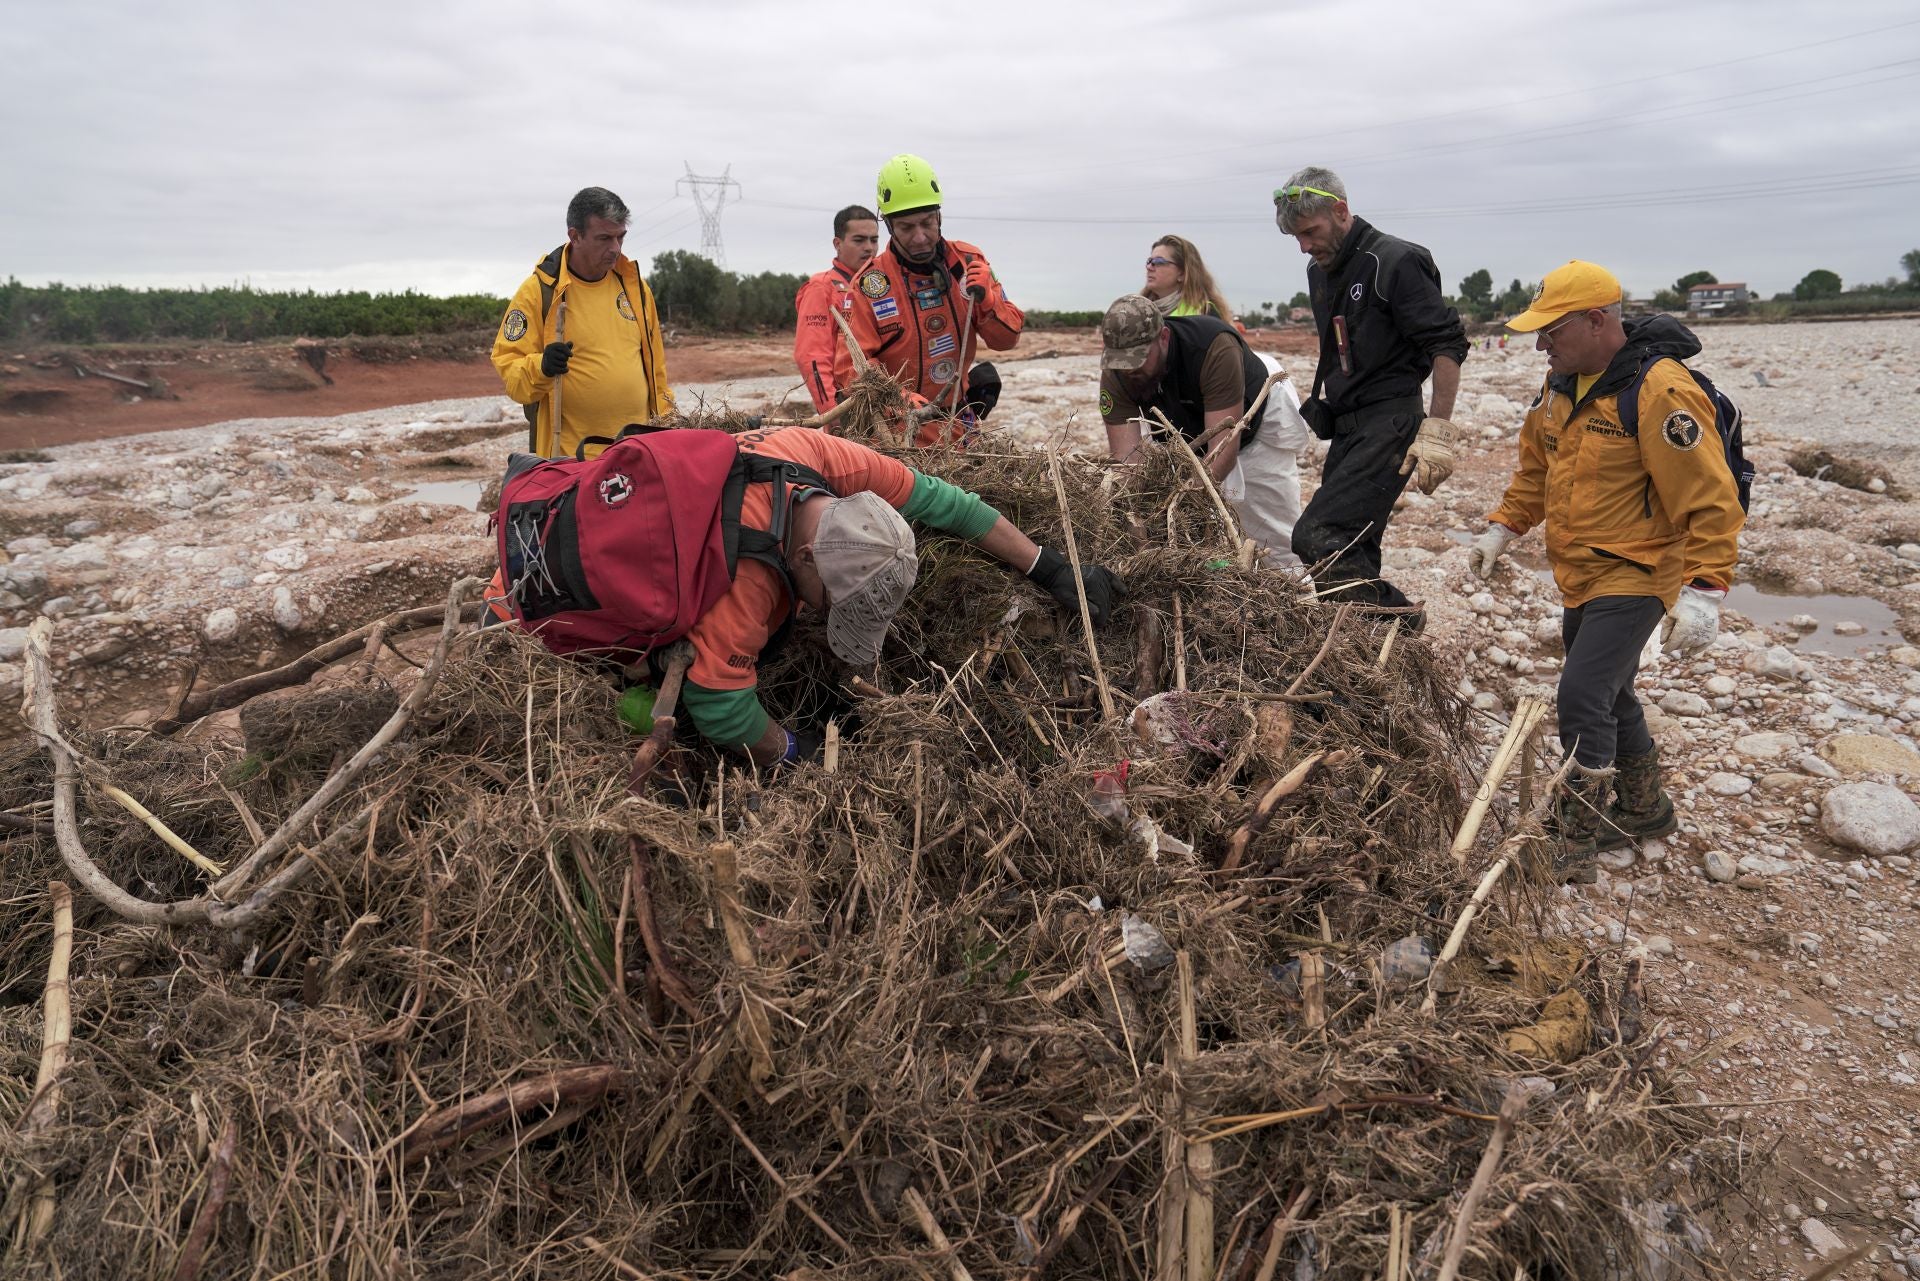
1398, 416, 1457, 496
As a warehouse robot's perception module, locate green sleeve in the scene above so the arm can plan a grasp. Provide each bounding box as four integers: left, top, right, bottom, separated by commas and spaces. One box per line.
681, 681, 770, 749
900, 472, 1001, 541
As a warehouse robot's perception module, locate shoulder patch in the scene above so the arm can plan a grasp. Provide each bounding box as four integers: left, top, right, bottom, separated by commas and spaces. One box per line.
1100, 388, 1114, 418
616, 292, 636, 321
502, 309, 528, 341
860, 270, 890, 298
1661, 409, 1702, 451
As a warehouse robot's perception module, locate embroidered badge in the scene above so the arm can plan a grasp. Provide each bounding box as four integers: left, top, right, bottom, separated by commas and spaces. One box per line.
872, 296, 899, 322
1661, 410, 1702, 451
599, 474, 633, 506
927, 333, 956, 358
502, 309, 528, 341
616, 292, 636, 321
925, 314, 947, 334
929, 358, 958, 385
1348, 282, 1364, 302
914, 286, 944, 311
860, 270, 890, 298
1100, 389, 1114, 418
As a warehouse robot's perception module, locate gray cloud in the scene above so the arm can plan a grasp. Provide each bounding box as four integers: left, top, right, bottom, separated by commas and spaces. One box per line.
6, 0, 1917, 309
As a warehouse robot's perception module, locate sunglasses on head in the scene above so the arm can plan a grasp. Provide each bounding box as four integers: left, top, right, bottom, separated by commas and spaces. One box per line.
1145, 256, 1176, 268
1273, 184, 1340, 204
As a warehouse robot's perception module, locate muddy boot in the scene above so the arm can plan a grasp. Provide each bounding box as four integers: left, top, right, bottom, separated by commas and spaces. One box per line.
1545, 763, 1628, 883
1608, 745, 1679, 842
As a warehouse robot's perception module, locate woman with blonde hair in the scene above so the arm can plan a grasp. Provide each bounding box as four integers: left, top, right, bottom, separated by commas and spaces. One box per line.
1141, 235, 1235, 322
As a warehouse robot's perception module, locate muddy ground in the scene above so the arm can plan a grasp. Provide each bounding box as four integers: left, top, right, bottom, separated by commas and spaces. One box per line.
3, 318, 1919, 1279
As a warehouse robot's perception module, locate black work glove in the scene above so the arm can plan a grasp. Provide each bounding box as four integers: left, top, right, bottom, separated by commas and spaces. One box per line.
541, 341, 574, 377
1026, 547, 1124, 627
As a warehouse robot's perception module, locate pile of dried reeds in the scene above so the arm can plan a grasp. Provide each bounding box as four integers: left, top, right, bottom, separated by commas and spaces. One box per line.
0, 398, 1717, 1279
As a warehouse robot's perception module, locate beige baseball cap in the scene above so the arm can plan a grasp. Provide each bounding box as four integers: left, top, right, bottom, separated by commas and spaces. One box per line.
1100, 293, 1164, 371
813, 491, 919, 666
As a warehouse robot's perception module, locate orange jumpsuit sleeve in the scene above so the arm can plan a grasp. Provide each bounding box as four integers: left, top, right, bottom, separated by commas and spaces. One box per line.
793, 274, 839, 414
950, 245, 1024, 351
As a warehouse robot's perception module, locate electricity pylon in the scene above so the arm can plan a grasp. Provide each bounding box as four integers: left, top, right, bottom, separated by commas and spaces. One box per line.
676, 163, 742, 267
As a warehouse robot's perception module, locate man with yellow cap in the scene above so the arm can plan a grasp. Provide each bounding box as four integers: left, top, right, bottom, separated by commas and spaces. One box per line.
1469, 260, 1746, 880
836, 154, 1022, 445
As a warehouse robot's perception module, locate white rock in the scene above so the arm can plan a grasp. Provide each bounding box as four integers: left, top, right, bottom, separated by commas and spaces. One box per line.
1821, 782, 1920, 858
168, 483, 194, 509
1704, 675, 1738, 697
1896, 544, 1920, 564
262, 544, 308, 571
1734, 731, 1797, 760
1599, 848, 1636, 871
1706, 772, 1753, 796
345, 486, 378, 503
1832, 620, 1868, 637
1797, 753, 1842, 780
1703, 850, 1737, 882
193, 473, 227, 499
1643, 935, 1675, 957
0, 627, 28, 662
1468, 592, 1499, 615
1789, 613, 1819, 632
271, 586, 303, 633
203, 608, 240, 642
1659, 691, 1712, 718
1799, 1216, 1847, 1260
1868, 477, 1888, 494
1471, 691, 1503, 713
1743, 646, 1798, 681
1737, 853, 1794, 879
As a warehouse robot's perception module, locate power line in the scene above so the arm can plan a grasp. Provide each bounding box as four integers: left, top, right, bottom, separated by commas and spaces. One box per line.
675, 164, 742, 267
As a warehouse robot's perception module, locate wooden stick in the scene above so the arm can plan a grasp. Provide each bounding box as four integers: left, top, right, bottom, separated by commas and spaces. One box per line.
0, 813, 54, 835
1251, 1188, 1313, 1281
711, 842, 776, 1090
1435, 1084, 1528, 1281
396, 1065, 627, 1168
149, 602, 464, 735
1299, 951, 1326, 1031
629, 837, 700, 1021
168, 1116, 237, 1281
1285, 604, 1351, 697
697, 1083, 852, 1254
98, 784, 225, 876
1220, 749, 1350, 873
629, 642, 694, 793
1046, 451, 1116, 721
547, 292, 568, 456
800, 395, 861, 431
10, 882, 73, 1252
1191, 369, 1288, 455
1179, 953, 1214, 1281
1374, 619, 1402, 670
1151, 408, 1242, 547
1170, 594, 1188, 691
580, 1236, 654, 1281
830, 304, 870, 376
1449, 696, 1548, 865
902, 1186, 974, 1281
823, 720, 841, 772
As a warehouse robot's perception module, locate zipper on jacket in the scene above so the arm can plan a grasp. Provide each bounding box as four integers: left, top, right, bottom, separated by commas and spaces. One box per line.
1589, 546, 1652, 573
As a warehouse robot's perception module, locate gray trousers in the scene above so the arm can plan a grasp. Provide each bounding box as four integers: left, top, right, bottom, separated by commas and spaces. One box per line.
1558, 595, 1666, 767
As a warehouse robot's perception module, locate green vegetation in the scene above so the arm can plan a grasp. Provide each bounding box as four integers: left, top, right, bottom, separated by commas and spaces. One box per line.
0, 278, 507, 344
646, 250, 806, 332
1024, 309, 1104, 329
1792, 268, 1843, 301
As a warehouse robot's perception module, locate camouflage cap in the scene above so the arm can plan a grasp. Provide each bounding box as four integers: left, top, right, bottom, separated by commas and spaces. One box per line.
1100, 294, 1165, 372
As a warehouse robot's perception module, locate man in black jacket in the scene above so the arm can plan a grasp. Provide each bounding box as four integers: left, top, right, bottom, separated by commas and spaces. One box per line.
1275, 167, 1469, 617
1098, 294, 1312, 564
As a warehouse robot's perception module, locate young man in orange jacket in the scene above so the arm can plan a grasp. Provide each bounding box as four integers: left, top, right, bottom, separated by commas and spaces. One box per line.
792, 205, 881, 415
835, 154, 1021, 445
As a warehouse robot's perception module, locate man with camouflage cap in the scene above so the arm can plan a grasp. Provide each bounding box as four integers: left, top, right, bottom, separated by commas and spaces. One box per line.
1098, 293, 1310, 564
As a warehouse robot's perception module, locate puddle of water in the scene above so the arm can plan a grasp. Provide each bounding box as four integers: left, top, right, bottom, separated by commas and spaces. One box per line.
1725, 585, 1901, 656
402, 479, 484, 510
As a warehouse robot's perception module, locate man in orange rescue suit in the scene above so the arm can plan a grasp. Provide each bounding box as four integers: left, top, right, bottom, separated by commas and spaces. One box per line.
793, 205, 880, 415
492, 187, 673, 459
835, 154, 1022, 445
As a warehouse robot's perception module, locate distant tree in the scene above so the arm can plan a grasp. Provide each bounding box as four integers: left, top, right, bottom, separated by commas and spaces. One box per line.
1288, 291, 1309, 310
1458, 268, 1493, 306
1793, 269, 1843, 301
1903, 248, 1920, 289
1494, 278, 1534, 316
1673, 270, 1717, 295
1651, 289, 1682, 311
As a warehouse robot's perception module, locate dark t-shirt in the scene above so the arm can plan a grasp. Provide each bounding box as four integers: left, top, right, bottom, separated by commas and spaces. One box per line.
1100, 332, 1247, 431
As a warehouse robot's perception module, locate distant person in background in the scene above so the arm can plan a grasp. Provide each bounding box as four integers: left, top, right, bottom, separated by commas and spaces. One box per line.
1141, 235, 1236, 323
492, 187, 673, 459
792, 205, 881, 415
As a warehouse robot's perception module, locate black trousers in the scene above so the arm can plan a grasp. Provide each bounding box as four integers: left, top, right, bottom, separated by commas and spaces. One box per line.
1558, 595, 1666, 768
1291, 395, 1423, 607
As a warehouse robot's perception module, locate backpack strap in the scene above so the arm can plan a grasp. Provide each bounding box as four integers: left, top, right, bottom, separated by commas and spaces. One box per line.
1615, 355, 1666, 436
719, 449, 840, 661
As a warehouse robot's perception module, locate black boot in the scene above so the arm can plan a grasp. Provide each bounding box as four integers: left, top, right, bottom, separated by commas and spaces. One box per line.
1545, 762, 1629, 883
1608, 746, 1678, 841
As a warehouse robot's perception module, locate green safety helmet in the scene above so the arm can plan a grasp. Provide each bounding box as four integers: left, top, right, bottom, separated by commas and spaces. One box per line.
876, 154, 942, 217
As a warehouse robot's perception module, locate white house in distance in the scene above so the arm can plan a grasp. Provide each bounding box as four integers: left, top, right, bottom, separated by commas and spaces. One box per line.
1687, 281, 1751, 315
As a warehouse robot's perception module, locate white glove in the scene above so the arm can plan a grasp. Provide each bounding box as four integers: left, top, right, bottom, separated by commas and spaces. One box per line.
1661, 585, 1724, 655
1398, 416, 1457, 495
1469, 524, 1518, 581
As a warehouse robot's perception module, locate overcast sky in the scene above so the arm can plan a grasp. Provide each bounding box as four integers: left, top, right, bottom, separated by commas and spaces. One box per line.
6, 0, 1918, 311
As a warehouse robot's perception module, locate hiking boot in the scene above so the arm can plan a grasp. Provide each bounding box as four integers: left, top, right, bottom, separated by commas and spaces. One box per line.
1608, 745, 1679, 842
1544, 762, 1629, 883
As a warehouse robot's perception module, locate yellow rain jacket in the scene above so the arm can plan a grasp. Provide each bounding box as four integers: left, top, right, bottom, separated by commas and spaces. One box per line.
1489, 315, 1743, 609
491, 246, 674, 459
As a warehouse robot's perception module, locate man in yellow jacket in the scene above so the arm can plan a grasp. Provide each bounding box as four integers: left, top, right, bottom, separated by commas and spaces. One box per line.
1469, 260, 1744, 881
492, 187, 674, 459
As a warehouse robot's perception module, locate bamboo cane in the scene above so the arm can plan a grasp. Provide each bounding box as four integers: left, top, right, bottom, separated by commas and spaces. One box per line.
1046, 451, 1117, 721
1449, 696, 1547, 864
9, 882, 72, 1253
1179, 952, 1214, 1281
546, 292, 569, 457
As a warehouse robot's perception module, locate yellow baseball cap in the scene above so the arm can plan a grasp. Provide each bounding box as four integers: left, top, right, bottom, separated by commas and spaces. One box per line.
1506, 260, 1623, 332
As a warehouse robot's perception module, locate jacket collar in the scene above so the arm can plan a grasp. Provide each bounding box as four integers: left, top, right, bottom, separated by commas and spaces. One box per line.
1549, 313, 1704, 407
1326, 216, 1377, 278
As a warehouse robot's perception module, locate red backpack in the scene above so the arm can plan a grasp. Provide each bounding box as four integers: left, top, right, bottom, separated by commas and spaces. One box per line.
493, 428, 833, 658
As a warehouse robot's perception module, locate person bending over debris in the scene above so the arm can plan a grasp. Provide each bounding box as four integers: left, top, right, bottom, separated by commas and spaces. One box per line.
491, 187, 673, 460
835, 154, 1020, 444
493, 426, 1122, 768
1275, 167, 1468, 622
793, 205, 881, 416
1469, 260, 1747, 881
1097, 294, 1309, 566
